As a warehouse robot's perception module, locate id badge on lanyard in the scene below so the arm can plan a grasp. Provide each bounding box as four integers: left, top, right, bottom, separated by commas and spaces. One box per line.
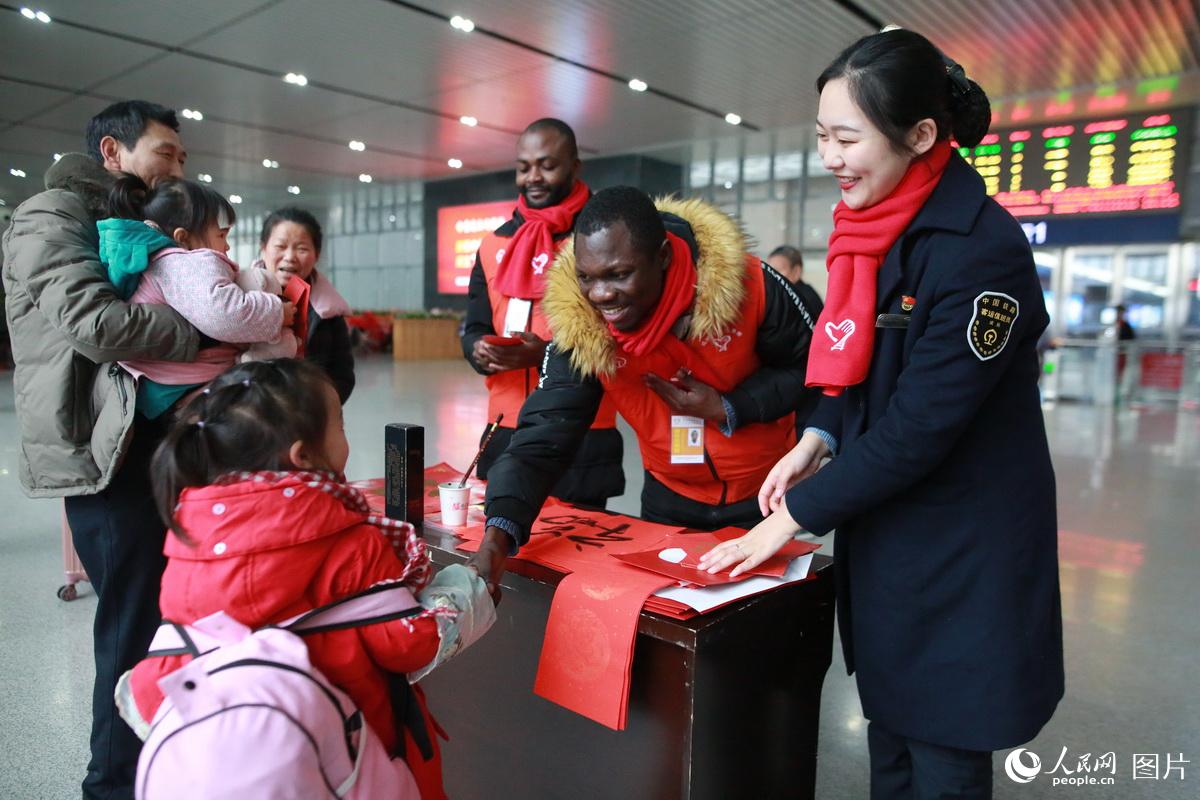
503, 298, 532, 336
670, 415, 705, 464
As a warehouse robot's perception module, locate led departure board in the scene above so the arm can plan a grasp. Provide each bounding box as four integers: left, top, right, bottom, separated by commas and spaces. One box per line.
961, 108, 1192, 218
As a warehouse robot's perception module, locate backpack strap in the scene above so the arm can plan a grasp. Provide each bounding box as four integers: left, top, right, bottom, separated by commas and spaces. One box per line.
284, 582, 435, 764
146, 622, 208, 659
280, 581, 424, 635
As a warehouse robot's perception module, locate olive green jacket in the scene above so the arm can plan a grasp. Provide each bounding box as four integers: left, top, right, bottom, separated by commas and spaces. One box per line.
1, 154, 197, 497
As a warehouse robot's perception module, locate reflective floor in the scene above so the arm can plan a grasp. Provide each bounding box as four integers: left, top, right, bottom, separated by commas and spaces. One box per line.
1, 356, 1197, 798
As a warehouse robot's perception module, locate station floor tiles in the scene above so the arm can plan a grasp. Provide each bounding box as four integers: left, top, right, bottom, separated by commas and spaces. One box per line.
1, 355, 1196, 798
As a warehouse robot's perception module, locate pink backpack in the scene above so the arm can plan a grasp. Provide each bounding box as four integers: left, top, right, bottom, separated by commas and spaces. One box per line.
129, 584, 426, 799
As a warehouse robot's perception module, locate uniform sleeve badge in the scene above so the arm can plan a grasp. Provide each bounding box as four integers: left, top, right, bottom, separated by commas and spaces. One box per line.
968, 291, 1019, 361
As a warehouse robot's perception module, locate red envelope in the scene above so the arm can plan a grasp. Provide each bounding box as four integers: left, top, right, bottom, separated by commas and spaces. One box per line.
612, 531, 820, 585
282, 275, 310, 355
533, 561, 673, 730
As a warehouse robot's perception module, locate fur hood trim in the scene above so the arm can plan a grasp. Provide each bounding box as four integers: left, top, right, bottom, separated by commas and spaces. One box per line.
44, 153, 114, 219
543, 196, 748, 378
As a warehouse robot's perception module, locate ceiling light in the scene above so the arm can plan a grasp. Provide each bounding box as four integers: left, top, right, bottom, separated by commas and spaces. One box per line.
459, 115, 477, 127
447, 158, 463, 169
229, 194, 243, 204
358, 174, 373, 183
287, 185, 300, 195
449, 15, 475, 32
197, 173, 212, 183
723, 181, 733, 189
388, 214, 397, 223
181, 108, 203, 121
628, 78, 648, 92
262, 159, 279, 169
724, 113, 742, 126
0, 199, 6, 206
283, 72, 308, 86
52, 153, 61, 161
20, 7, 35, 18
9, 168, 27, 178
348, 140, 366, 151
35, 10, 50, 22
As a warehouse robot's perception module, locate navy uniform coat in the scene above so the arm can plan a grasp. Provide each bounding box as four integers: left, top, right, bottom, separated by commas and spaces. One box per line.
787, 154, 1063, 752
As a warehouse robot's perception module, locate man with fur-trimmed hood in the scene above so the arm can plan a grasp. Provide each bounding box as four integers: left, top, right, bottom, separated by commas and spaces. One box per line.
470, 186, 820, 588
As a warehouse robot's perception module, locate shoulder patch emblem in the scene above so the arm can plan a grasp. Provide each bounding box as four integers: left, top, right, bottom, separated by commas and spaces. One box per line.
968, 291, 1019, 361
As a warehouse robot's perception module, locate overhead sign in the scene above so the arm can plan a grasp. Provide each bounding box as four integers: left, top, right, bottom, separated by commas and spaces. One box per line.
435, 200, 514, 294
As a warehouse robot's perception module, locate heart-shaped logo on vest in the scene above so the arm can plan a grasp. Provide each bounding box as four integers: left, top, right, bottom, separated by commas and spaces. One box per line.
531, 252, 549, 274
825, 319, 856, 351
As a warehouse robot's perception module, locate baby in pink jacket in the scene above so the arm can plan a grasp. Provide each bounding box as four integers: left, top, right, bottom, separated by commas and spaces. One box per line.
99, 175, 300, 417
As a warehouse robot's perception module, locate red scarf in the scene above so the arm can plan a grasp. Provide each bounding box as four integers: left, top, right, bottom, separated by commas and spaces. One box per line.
607, 232, 696, 358
494, 180, 591, 300
806, 141, 952, 396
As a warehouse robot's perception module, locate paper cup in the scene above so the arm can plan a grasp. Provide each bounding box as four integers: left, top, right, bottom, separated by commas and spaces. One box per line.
438, 481, 471, 526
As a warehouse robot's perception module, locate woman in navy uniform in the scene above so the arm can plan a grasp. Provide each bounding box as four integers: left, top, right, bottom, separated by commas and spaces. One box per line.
702, 30, 1063, 798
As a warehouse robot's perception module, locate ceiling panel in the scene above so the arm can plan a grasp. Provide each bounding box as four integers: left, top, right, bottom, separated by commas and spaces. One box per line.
92, 56, 382, 132
186, 0, 550, 104
0, 80, 78, 125
451, 0, 866, 130
22, 0, 275, 46
419, 61, 733, 153
1, 0, 1197, 213
0, 15, 162, 100
857, 0, 1200, 99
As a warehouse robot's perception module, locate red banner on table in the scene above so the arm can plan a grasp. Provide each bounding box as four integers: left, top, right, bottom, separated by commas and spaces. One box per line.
533, 561, 673, 730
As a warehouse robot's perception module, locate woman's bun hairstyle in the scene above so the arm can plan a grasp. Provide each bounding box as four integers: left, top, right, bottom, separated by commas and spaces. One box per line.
818, 28, 992, 152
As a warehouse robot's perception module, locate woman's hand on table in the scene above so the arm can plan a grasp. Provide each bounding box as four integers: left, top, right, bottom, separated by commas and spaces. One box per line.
698, 506, 800, 578
757, 429, 830, 516
465, 526, 510, 606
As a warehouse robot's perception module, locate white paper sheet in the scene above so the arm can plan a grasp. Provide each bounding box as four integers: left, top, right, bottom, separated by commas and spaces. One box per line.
651, 553, 814, 612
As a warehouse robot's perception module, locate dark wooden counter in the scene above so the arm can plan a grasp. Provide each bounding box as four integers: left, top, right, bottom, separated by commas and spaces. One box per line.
418, 524, 835, 800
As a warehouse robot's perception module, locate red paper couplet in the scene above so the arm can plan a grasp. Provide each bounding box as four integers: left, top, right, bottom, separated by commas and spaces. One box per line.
457, 504, 683, 573
533, 561, 673, 730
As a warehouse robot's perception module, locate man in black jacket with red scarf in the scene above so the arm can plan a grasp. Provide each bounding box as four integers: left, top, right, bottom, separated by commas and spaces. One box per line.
460, 118, 624, 507
469, 186, 822, 594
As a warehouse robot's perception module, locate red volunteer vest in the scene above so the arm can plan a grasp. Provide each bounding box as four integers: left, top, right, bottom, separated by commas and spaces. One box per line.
478, 229, 618, 430
600, 256, 795, 506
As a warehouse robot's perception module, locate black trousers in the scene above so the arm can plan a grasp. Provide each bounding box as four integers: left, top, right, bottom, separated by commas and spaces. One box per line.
477, 424, 625, 508
869, 720, 993, 800
64, 414, 168, 800
639, 470, 764, 531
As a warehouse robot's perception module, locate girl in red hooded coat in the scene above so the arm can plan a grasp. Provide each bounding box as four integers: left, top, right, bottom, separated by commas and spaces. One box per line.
118, 358, 495, 799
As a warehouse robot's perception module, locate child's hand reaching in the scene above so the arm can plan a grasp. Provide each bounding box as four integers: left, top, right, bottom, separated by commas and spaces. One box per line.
281, 301, 297, 327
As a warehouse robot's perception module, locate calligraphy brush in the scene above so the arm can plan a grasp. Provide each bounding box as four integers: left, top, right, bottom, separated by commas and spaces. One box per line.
460, 413, 504, 488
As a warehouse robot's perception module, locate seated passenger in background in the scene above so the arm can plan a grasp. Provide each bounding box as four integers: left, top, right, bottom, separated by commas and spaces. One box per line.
99, 175, 298, 419
255, 207, 356, 402
120, 359, 496, 800
469, 186, 822, 591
